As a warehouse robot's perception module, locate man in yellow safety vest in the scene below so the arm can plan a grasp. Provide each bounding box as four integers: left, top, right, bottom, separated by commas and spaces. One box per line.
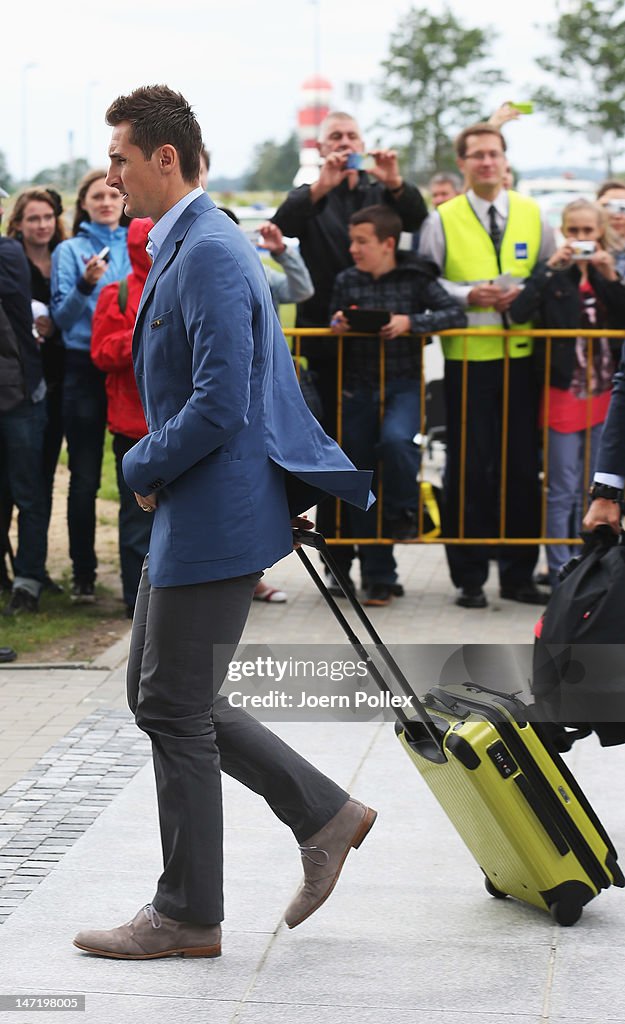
419, 123, 556, 608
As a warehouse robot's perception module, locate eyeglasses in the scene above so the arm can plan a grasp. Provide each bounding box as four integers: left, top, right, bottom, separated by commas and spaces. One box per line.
464, 151, 505, 161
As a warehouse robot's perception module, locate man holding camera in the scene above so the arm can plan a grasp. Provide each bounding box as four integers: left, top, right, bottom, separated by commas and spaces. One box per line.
418, 123, 556, 609
273, 112, 427, 361
273, 113, 427, 586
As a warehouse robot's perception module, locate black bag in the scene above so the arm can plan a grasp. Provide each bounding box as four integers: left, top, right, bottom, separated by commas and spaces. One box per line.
532, 526, 625, 747
0, 298, 26, 413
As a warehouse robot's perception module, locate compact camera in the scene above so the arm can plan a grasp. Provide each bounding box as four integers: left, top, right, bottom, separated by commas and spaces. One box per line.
569, 240, 596, 259
345, 153, 375, 171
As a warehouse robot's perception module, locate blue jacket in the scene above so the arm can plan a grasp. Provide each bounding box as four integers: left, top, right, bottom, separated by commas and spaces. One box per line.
50, 221, 130, 352
123, 194, 373, 587
0, 238, 43, 399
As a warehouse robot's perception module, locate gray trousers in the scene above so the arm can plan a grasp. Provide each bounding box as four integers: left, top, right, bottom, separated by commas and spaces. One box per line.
127, 558, 349, 924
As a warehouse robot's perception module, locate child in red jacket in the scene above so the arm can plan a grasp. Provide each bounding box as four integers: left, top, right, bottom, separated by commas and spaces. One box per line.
91, 217, 152, 617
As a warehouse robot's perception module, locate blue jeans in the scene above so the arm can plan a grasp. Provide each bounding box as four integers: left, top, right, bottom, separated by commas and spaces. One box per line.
547, 424, 602, 586
113, 434, 153, 611
340, 380, 421, 585
63, 350, 107, 584
0, 398, 48, 591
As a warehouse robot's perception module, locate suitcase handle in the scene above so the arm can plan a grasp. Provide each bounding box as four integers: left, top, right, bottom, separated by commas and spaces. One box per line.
293, 528, 445, 752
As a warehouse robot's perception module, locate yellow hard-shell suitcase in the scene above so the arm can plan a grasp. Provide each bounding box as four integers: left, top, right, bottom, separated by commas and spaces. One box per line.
397, 683, 625, 925
294, 529, 625, 926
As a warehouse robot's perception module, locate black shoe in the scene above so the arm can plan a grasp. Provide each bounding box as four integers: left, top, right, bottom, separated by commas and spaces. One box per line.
2, 587, 39, 616
42, 574, 64, 595
456, 587, 488, 609
362, 583, 393, 607
533, 571, 550, 587
71, 581, 96, 603
0, 647, 17, 663
500, 584, 550, 606
391, 583, 405, 597
384, 510, 418, 541
324, 570, 355, 598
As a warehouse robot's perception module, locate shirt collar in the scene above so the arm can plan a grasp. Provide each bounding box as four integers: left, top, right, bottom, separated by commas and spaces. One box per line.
467, 187, 509, 221
146, 187, 204, 262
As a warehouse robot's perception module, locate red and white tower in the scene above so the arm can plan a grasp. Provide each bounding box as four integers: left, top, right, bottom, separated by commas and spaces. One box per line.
294, 75, 333, 186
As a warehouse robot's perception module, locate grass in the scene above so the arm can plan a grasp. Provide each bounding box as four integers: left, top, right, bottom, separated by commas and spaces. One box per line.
0, 580, 125, 659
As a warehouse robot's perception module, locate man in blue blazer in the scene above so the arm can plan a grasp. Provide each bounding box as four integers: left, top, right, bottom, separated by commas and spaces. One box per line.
73, 86, 377, 960
584, 344, 625, 534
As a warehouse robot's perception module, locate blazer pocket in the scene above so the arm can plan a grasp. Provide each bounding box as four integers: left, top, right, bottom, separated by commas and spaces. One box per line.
170, 459, 253, 562
149, 309, 173, 331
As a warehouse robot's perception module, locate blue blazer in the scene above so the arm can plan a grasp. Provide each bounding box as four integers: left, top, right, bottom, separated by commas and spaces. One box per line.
595, 341, 625, 479
122, 193, 373, 587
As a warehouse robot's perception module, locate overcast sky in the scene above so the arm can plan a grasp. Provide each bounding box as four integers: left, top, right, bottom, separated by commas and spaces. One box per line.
2, 0, 603, 184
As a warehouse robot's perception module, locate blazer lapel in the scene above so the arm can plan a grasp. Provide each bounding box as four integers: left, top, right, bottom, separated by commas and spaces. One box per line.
134, 192, 215, 334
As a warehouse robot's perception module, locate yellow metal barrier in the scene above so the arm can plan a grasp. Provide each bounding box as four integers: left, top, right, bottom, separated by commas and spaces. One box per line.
285, 328, 625, 547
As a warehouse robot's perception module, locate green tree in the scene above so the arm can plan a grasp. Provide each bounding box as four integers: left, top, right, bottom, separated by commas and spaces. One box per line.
32, 158, 90, 191
0, 151, 15, 194
245, 133, 300, 191
377, 6, 506, 179
532, 0, 625, 176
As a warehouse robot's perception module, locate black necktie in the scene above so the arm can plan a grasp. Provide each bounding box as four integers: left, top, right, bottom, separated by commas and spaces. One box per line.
488, 204, 502, 252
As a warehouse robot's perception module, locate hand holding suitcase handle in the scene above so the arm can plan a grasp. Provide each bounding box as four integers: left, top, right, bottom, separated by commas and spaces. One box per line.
559, 526, 623, 581
292, 527, 445, 754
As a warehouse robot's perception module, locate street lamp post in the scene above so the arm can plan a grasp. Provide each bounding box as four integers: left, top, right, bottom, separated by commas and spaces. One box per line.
21, 63, 37, 183
85, 80, 99, 168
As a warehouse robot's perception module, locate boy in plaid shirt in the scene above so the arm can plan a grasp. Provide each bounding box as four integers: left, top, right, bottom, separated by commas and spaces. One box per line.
330, 205, 466, 606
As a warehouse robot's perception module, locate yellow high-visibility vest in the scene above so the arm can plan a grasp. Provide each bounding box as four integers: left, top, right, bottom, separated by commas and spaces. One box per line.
439, 191, 542, 361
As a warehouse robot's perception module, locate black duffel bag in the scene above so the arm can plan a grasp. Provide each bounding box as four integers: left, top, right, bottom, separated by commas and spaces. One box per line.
532, 525, 625, 748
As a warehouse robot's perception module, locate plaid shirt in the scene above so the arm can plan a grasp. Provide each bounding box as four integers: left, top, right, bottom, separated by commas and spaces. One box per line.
330, 257, 466, 388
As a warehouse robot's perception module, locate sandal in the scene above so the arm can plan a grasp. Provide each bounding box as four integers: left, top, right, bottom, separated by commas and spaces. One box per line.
253, 582, 288, 603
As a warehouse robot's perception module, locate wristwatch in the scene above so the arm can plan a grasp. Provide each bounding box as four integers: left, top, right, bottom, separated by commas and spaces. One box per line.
588, 482, 624, 502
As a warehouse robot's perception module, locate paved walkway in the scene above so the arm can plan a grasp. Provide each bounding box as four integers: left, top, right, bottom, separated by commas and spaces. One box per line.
0, 544, 623, 1023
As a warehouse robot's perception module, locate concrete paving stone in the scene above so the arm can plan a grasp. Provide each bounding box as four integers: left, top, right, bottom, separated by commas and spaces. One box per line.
0, 917, 273, 1005
247, 933, 549, 1016
237, 1005, 539, 1024
550, 1019, 625, 1024
51, 994, 240, 1024
549, 941, 625, 1017
20, 861, 61, 869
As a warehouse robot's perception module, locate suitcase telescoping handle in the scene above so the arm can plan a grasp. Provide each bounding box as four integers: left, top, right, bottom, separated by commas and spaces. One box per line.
293, 528, 444, 750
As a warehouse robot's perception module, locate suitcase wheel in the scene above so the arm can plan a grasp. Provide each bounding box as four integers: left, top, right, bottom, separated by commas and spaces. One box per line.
549, 899, 583, 927
484, 876, 508, 900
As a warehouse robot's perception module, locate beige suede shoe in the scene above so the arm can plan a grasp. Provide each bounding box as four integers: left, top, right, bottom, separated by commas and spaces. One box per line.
73, 904, 222, 959
284, 798, 377, 929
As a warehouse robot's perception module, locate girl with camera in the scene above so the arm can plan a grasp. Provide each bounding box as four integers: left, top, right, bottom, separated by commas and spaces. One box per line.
510, 198, 625, 586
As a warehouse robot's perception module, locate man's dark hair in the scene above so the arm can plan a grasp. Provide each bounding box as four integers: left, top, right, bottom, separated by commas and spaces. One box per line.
106, 85, 202, 184
350, 204, 401, 247
455, 123, 507, 160
597, 179, 625, 200
200, 145, 210, 174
